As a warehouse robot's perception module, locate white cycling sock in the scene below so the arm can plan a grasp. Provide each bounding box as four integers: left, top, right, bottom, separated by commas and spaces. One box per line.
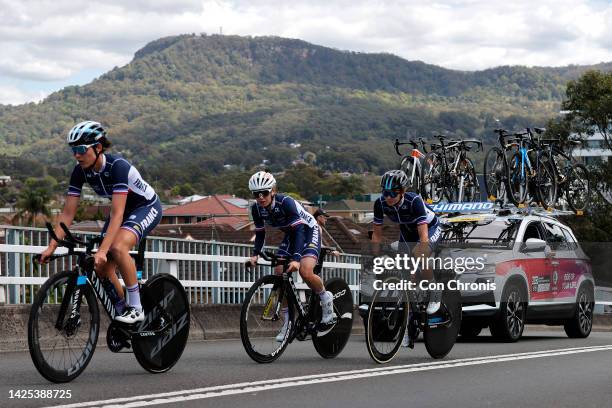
318, 290, 332, 302
127, 284, 142, 311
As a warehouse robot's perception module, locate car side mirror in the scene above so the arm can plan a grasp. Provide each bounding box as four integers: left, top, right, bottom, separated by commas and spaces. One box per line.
522, 238, 546, 253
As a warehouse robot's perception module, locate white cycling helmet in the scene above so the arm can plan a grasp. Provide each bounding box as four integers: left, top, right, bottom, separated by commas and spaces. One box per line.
67, 121, 107, 145
248, 171, 276, 192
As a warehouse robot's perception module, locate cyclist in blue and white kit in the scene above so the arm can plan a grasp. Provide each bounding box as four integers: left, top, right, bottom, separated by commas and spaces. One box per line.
371, 170, 442, 316
247, 171, 336, 341
40, 121, 162, 324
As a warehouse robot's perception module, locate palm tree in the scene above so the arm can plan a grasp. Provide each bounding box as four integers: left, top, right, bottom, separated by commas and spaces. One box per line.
15, 178, 53, 227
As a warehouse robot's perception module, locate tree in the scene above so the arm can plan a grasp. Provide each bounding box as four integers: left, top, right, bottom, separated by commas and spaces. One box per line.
543, 116, 576, 149
15, 177, 55, 226
563, 70, 612, 150
170, 183, 196, 197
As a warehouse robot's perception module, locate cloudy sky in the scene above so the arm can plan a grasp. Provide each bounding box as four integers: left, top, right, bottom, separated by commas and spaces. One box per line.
2, 0, 612, 105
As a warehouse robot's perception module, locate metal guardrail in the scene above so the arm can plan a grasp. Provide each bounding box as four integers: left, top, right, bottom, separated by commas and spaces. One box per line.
0, 225, 361, 306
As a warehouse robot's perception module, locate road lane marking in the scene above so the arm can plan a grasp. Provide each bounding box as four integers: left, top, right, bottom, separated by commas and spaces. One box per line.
45, 344, 612, 408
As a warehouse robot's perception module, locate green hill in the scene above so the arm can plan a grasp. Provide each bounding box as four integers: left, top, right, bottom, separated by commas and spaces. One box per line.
0, 34, 609, 193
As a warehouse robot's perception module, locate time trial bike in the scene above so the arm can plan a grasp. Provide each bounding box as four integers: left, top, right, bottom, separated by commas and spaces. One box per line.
28, 222, 190, 382
240, 248, 353, 363
364, 249, 462, 363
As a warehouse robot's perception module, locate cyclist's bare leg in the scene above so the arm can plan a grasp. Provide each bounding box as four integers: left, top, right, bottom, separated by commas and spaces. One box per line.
274, 263, 289, 309
297, 256, 324, 293
97, 260, 124, 300
108, 229, 138, 287
300, 256, 335, 324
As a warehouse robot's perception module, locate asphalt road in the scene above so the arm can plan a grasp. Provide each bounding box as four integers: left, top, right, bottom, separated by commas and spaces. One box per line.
2, 327, 612, 408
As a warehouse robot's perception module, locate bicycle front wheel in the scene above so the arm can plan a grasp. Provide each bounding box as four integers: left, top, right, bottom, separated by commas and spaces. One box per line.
365, 275, 409, 364
132, 273, 190, 374
535, 158, 557, 209
457, 158, 480, 202
422, 153, 444, 204
483, 147, 507, 202
506, 152, 528, 205
240, 274, 293, 363
28, 270, 100, 383
566, 164, 590, 212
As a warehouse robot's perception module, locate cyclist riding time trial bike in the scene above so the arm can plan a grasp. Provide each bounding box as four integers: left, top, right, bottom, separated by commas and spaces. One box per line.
240, 248, 353, 363
28, 222, 190, 383
365, 247, 462, 363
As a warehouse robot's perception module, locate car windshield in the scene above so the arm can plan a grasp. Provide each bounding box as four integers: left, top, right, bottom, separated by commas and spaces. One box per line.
442, 219, 519, 247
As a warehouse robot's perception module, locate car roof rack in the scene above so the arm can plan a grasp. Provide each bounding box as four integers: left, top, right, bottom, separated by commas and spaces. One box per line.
430, 201, 581, 217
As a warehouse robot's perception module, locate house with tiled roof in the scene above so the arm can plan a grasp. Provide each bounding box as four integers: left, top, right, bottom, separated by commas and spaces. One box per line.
161, 195, 250, 224
323, 199, 375, 223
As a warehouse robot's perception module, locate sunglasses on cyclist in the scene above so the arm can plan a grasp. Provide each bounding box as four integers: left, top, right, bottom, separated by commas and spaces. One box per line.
70, 143, 98, 155
382, 189, 401, 198
252, 190, 271, 199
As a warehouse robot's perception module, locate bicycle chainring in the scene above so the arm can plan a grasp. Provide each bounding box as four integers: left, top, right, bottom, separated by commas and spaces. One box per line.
107, 322, 131, 353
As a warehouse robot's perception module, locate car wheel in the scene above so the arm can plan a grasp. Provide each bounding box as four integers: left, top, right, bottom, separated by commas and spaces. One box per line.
490, 282, 526, 342
459, 322, 482, 340
564, 284, 594, 339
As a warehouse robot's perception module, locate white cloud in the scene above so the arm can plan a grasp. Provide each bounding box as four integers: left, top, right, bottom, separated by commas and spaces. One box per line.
1, 0, 612, 104
0, 85, 49, 105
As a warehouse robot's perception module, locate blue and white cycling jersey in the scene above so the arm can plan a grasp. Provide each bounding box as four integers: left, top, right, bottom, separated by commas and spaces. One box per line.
373, 192, 440, 243
67, 154, 157, 213
251, 194, 319, 261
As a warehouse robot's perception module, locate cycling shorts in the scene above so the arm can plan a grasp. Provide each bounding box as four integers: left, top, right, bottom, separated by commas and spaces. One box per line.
277, 224, 321, 262
102, 196, 162, 243
397, 218, 442, 254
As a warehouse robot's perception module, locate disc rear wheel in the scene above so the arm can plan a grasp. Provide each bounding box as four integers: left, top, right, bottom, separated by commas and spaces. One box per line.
132, 274, 190, 373
312, 278, 353, 359
423, 287, 461, 359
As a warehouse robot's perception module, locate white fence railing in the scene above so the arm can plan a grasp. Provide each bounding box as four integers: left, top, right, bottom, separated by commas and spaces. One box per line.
0, 225, 361, 305
2, 225, 611, 315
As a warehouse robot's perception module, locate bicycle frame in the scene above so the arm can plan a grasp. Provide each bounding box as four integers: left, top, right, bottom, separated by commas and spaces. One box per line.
266, 262, 321, 341
256, 247, 347, 343
396, 138, 428, 190
44, 222, 150, 335
435, 138, 481, 202
509, 132, 536, 188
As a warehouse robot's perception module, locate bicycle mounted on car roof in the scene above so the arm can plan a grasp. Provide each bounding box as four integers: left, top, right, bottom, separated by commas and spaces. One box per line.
28, 222, 190, 383
395, 137, 429, 195
532, 129, 590, 213
421, 135, 482, 204
484, 128, 557, 209
240, 246, 353, 363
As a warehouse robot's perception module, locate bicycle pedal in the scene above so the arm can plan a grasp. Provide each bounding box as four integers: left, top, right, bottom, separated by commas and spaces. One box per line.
316, 317, 337, 331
